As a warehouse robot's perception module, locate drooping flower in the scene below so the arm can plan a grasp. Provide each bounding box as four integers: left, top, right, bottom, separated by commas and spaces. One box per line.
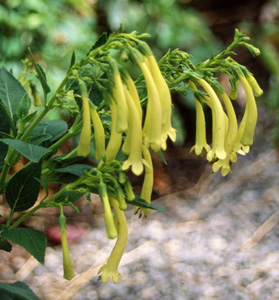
189, 81, 211, 156
196, 78, 227, 162
131, 48, 163, 152
98, 180, 118, 239
77, 81, 92, 157
122, 85, 145, 176
139, 42, 177, 144
98, 195, 128, 283
104, 95, 123, 162
59, 207, 75, 280
110, 60, 128, 133
90, 107, 105, 161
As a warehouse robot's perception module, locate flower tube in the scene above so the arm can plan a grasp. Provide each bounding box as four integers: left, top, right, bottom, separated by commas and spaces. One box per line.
90, 107, 105, 161
105, 96, 123, 162
122, 85, 145, 176
98, 195, 128, 283
131, 48, 163, 152
58, 207, 75, 280
139, 42, 177, 143
77, 81, 92, 157
196, 78, 227, 161
189, 81, 211, 156
110, 60, 128, 133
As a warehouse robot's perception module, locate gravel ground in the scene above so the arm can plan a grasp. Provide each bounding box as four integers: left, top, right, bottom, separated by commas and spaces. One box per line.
1, 108, 279, 300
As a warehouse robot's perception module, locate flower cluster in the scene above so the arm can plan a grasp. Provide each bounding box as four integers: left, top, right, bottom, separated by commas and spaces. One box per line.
190, 68, 262, 176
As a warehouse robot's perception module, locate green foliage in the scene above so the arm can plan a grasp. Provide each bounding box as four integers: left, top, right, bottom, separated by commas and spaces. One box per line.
0, 281, 40, 300
5, 162, 42, 212
2, 228, 47, 264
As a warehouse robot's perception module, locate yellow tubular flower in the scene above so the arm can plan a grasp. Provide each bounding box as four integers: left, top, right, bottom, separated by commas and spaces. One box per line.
105, 97, 123, 161
90, 108, 105, 161
59, 209, 75, 280
99, 181, 118, 239
98, 195, 128, 284
212, 91, 239, 176
140, 144, 153, 217
110, 60, 128, 133
122, 85, 145, 176
77, 81, 91, 157
246, 73, 263, 97
131, 48, 163, 152
61, 229, 75, 280
196, 78, 227, 161
145, 53, 177, 143
238, 74, 258, 146
189, 81, 210, 156
122, 71, 142, 120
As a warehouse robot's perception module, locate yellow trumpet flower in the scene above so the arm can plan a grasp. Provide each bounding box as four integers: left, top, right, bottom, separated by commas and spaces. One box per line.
98, 195, 128, 283
196, 78, 227, 161
90, 107, 105, 161
131, 48, 163, 152
110, 60, 128, 133
144, 52, 177, 143
238, 74, 258, 146
105, 96, 123, 162
189, 81, 211, 156
122, 85, 145, 176
77, 81, 91, 157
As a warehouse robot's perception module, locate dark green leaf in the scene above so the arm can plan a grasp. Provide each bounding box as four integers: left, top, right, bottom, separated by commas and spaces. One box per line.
29, 134, 52, 146
54, 164, 93, 177
47, 155, 85, 170
87, 32, 107, 56
27, 120, 68, 142
0, 67, 31, 122
6, 162, 42, 212
55, 191, 84, 203
1, 139, 50, 162
2, 228, 46, 264
68, 51, 76, 71
126, 196, 166, 211
21, 110, 37, 124
0, 281, 40, 300
0, 98, 12, 170
0, 238, 12, 252
16, 93, 31, 120
28, 48, 51, 94
0, 99, 17, 136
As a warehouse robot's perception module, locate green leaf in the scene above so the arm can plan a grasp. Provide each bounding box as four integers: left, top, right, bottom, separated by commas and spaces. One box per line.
1, 139, 50, 162
28, 48, 51, 94
47, 155, 84, 170
54, 164, 93, 176
0, 67, 31, 122
0, 238, 12, 252
126, 196, 166, 211
16, 93, 31, 119
55, 191, 84, 203
6, 162, 42, 212
2, 228, 46, 264
0, 281, 40, 300
0, 99, 17, 136
68, 51, 76, 71
27, 120, 68, 142
156, 149, 167, 165
87, 32, 107, 56
29, 134, 52, 146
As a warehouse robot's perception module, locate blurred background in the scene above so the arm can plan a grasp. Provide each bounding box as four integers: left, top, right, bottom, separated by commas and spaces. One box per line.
1, 0, 279, 299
